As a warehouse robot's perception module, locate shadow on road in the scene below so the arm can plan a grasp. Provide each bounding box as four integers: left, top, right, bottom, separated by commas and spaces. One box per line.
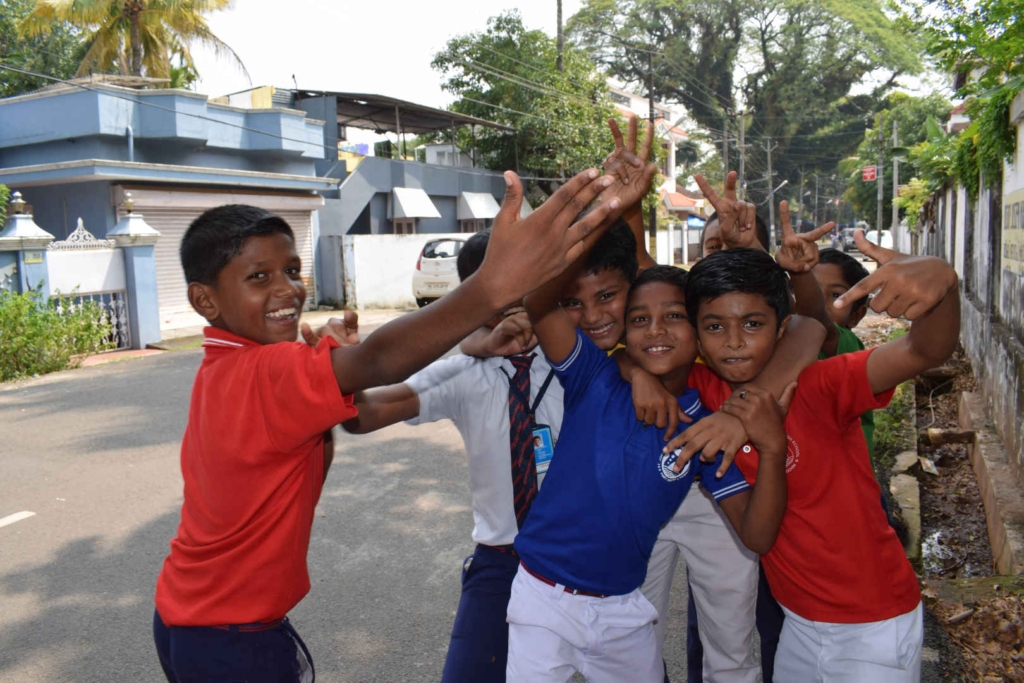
0, 511, 179, 681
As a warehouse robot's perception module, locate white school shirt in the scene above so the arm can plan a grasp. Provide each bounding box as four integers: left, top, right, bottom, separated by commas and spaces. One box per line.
405, 353, 565, 547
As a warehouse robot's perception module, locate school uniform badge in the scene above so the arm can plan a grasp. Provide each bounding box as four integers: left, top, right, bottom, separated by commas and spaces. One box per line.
659, 449, 691, 482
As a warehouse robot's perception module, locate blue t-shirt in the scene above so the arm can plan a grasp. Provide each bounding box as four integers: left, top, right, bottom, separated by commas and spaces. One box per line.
514, 331, 751, 596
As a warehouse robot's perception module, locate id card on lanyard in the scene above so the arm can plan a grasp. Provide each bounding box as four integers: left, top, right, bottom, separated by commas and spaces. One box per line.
501, 362, 557, 488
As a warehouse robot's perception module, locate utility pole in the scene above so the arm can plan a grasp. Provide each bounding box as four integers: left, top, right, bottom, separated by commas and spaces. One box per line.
737, 112, 746, 200
814, 173, 820, 226
647, 48, 657, 262
892, 118, 900, 235
763, 137, 778, 247
876, 115, 885, 244
798, 167, 805, 224
722, 115, 729, 175
556, 0, 564, 72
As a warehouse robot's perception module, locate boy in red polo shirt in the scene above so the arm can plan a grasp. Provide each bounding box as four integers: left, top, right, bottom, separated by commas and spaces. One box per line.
152, 167, 629, 682
673, 234, 959, 682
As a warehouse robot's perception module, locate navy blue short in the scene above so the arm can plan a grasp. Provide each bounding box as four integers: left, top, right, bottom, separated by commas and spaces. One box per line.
153, 609, 314, 683
441, 543, 521, 683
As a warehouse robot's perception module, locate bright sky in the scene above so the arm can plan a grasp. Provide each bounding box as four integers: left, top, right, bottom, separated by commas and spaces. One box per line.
192, 0, 584, 108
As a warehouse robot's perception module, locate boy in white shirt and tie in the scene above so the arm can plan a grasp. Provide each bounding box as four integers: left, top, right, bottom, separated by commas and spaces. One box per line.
343, 226, 640, 681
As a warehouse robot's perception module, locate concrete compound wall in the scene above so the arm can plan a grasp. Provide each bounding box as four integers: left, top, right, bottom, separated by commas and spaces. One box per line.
927, 91, 1024, 495
342, 232, 465, 309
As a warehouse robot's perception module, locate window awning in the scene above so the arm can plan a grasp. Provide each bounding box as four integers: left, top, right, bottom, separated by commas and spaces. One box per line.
458, 192, 501, 220
392, 187, 441, 219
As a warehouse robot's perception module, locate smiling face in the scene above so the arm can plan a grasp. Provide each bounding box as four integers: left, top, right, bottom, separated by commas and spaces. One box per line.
190, 232, 307, 345
813, 262, 867, 329
625, 281, 698, 396
695, 292, 788, 387
562, 268, 630, 351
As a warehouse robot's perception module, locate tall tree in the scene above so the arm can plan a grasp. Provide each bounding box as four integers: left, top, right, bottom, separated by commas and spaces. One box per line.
557, 0, 564, 72
20, 0, 247, 81
839, 92, 952, 227
0, 0, 82, 97
569, 0, 922, 215
432, 10, 619, 190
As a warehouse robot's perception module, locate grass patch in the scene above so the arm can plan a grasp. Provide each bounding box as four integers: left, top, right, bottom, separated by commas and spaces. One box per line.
875, 380, 916, 474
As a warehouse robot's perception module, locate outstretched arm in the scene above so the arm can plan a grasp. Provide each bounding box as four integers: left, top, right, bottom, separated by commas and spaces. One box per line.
342, 384, 421, 435
331, 169, 616, 394
836, 232, 960, 395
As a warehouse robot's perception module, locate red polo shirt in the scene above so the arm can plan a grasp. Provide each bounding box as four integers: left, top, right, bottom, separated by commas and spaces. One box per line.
155, 327, 357, 626
689, 350, 921, 624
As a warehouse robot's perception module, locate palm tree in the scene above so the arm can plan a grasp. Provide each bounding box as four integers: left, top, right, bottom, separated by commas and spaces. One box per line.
19, 0, 248, 82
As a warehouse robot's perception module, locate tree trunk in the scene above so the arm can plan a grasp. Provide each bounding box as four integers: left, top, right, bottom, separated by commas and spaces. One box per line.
556, 0, 564, 72
128, 2, 143, 77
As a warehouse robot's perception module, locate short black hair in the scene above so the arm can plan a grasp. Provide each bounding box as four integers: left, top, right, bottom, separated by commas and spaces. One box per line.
582, 220, 639, 282
457, 229, 490, 282
818, 248, 870, 310
703, 212, 771, 254
628, 264, 688, 304
180, 204, 295, 285
685, 248, 792, 329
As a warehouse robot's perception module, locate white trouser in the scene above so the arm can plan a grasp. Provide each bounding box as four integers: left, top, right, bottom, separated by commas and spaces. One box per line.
774, 602, 923, 683
640, 481, 760, 682
506, 565, 663, 683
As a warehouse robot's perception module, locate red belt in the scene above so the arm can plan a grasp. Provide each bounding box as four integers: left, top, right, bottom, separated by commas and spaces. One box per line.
212, 617, 285, 633
520, 562, 608, 598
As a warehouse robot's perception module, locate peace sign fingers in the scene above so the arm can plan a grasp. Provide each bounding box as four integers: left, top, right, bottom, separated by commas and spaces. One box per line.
779, 200, 794, 241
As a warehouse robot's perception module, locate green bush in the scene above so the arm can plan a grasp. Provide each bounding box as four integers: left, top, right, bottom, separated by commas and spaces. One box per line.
874, 381, 916, 473
0, 287, 113, 382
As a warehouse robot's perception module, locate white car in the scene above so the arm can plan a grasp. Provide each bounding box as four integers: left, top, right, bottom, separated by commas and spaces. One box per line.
412, 238, 466, 307
864, 229, 894, 250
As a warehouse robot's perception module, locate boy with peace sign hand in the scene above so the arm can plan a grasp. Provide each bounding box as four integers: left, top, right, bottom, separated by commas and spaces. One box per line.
679, 226, 959, 680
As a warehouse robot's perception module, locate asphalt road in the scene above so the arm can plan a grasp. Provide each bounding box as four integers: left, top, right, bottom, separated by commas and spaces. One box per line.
0, 346, 694, 683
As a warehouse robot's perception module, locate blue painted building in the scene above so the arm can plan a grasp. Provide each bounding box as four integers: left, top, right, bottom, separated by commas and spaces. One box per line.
0, 80, 336, 335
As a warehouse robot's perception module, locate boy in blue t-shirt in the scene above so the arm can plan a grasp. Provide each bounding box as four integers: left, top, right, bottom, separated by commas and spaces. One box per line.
508, 263, 790, 682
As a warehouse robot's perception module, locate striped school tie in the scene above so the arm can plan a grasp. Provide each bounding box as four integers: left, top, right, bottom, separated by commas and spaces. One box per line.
508, 354, 538, 528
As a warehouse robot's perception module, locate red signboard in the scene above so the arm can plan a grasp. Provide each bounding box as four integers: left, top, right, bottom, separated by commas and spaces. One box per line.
862, 165, 877, 182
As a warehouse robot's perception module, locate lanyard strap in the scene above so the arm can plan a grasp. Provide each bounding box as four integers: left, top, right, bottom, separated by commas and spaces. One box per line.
500, 365, 556, 418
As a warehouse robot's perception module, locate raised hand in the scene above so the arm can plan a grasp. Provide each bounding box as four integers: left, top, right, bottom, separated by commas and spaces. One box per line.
603, 115, 655, 186
301, 310, 360, 347
834, 231, 958, 320
599, 115, 658, 209
480, 169, 619, 308
774, 201, 833, 273
694, 172, 758, 250
480, 310, 538, 356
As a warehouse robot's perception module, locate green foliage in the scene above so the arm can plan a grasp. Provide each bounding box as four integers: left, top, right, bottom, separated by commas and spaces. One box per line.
0, 184, 9, 225
568, 0, 923, 220
840, 92, 952, 228
432, 10, 619, 186
893, 177, 932, 229
924, 0, 1024, 95
19, 0, 247, 82
0, 288, 113, 382
0, 0, 83, 98
874, 380, 915, 471
908, 0, 1024, 198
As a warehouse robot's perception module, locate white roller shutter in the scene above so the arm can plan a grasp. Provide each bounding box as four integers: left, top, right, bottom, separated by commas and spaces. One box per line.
115, 189, 318, 335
